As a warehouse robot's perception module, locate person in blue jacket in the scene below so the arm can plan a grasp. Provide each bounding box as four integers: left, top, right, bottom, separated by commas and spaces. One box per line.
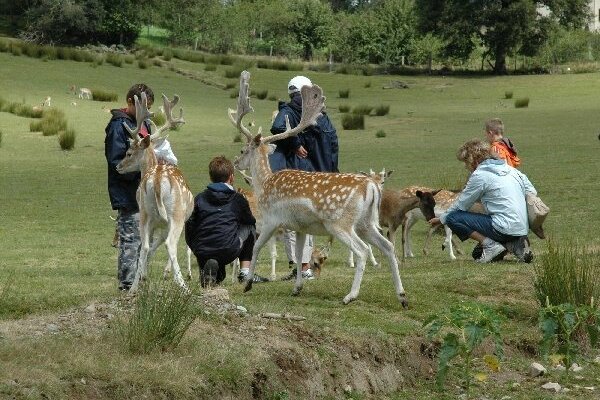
269, 76, 339, 279
105, 83, 154, 291
428, 139, 536, 264
185, 156, 269, 287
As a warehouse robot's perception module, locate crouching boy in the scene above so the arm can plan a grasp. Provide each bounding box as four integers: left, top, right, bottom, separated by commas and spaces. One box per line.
184, 156, 269, 287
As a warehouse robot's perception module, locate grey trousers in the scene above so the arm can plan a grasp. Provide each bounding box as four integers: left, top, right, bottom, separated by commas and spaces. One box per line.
283, 230, 313, 264
117, 209, 140, 289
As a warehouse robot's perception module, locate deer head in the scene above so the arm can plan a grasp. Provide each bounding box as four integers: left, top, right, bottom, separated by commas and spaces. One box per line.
416, 190, 441, 222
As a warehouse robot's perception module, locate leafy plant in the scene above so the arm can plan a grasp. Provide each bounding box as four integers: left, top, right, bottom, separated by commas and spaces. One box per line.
374, 105, 390, 116
352, 105, 373, 116
514, 97, 529, 108
423, 302, 504, 393
504, 91, 513, 99
30, 109, 68, 136
91, 89, 118, 102
364, 81, 372, 88
58, 127, 76, 150
341, 114, 364, 130
375, 130, 386, 138
205, 64, 217, 72
338, 104, 350, 113
539, 297, 600, 370
339, 89, 350, 98
106, 53, 123, 67
255, 89, 268, 100
138, 59, 150, 69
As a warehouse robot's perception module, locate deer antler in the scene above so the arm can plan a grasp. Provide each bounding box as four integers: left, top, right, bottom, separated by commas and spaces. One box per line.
262, 84, 325, 145
123, 92, 152, 140
227, 70, 254, 141
150, 94, 185, 138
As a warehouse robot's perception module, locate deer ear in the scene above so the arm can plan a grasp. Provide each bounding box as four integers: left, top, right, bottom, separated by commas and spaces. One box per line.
416, 190, 423, 198
253, 134, 262, 145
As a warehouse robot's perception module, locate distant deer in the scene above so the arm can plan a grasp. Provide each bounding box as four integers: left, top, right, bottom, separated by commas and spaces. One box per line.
229, 71, 407, 306
70, 85, 92, 100
42, 96, 51, 107
116, 92, 192, 292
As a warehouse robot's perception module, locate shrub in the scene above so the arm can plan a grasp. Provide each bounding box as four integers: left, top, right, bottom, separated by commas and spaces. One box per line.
514, 97, 529, 108
255, 89, 268, 100
341, 114, 364, 130
22, 43, 41, 58
0, 39, 8, 52
338, 104, 350, 113
257, 59, 300, 71
10, 43, 22, 56
268, 95, 277, 101
56, 47, 73, 60
30, 109, 67, 136
93, 55, 105, 66
375, 130, 386, 138
116, 281, 199, 354
91, 89, 118, 102
224, 82, 236, 90
204, 64, 217, 72
352, 105, 373, 116
364, 81, 372, 88
0, 129, 2, 147
58, 127, 76, 150
71, 49, 85, 62
224, 66, 244, 79
40, 46, 58, 60
162, 49, 173, 61
374, 105, 390, 116
534, 241, 600, 307
504, 91, 513, 99
138, 59, 150, 69
152, 59, 163, 67
124, 55, 135, 64
106, 53, 123, 67
339, 89, 350, 99
219, 55, 235, 65
230, 91, 238, 98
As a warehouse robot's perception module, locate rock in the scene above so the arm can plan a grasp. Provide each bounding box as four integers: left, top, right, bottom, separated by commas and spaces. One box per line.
202, 288, 230, 302
561, 387, 570, 393
541, 382, 561, 392
570, 363, 583, 372
47, 324, 59, 333
553, 365, 566, 371
255, 325, 267, 331
344, 384, 352, 394
584, 387, 595, 391
511, 382, 521, 389
236, 305, 247, 314
80, 378, 87, 385
501, 396, 511, 400
84, 304, 96, 313
530, 362, 547, 377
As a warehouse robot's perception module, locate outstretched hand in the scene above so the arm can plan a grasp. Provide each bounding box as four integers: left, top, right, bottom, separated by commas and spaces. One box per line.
428, 217, 441, 227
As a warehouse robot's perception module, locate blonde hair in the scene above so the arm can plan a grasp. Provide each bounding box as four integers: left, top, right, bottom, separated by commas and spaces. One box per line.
457, 139, 493, 171
485, 118, 504, 136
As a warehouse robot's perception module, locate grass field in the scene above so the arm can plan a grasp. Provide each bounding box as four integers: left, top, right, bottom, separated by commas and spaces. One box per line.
1, 50, 600, 399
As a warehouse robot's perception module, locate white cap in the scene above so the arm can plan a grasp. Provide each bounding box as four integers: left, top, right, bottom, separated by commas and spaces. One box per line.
287, 76, 312, 94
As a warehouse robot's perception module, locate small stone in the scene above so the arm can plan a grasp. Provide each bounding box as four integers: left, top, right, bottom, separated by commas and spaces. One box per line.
236, 305, 247, 313
255, 325, 267, 330
84, 304, 96, 313
530, 362, 546, 377
80, 378, 87, 385
47, 324, 59, 333
553, 365, 566, 371
344, 384, 352, 394
541, 382, 561, 392
352, 353, 360, 360
593, 356, 600, 364
511, 382, 520, 389
561, 387, 570, 393
501, 396, 511, 400
584, 387, 595, 391
570, 363, 583, 372
575, 375, 584, 380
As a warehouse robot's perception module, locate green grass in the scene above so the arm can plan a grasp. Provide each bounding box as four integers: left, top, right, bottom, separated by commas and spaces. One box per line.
1, 51, 600, 399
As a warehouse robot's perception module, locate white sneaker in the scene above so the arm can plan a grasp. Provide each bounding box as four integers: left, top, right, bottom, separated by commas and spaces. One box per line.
301, 268, 315, 280
476, 239, 507, 263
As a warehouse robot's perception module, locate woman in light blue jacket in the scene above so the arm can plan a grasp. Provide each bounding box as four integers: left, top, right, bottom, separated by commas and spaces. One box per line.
428, 139, 536, 263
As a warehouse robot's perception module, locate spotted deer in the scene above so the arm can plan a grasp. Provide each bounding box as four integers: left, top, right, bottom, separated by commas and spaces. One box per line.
229, 71, 407, 306
116, 92, 193, 292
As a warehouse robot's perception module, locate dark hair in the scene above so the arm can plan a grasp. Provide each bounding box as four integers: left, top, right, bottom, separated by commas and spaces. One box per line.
126, 83, 154, 105
209, 156, 234, 183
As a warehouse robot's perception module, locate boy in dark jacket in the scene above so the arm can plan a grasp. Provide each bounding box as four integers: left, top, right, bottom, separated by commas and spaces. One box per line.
105, 83, 153, 291
185, 156, 269, 287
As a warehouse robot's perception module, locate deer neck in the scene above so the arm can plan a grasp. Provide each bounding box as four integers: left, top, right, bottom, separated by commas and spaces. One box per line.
249, 144, 273, 196
141, 145, 158, 176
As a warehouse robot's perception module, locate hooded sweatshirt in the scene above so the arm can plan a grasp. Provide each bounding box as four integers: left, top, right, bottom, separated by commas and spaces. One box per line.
492, 137, 520, 168
440, 159, 536, 236
184, 183, 256, 257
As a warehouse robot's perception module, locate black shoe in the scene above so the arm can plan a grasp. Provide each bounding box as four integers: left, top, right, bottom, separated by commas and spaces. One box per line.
505, 236, 534, 263
288, 260, 295, 269
238, 270, 270, 283
201, 259, 219, 288
281, 268, 297, 281
472, 243, 506, 262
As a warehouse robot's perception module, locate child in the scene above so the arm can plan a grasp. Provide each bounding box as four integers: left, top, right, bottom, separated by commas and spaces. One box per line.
484, 118, 521, 168
184, 156, 269, 287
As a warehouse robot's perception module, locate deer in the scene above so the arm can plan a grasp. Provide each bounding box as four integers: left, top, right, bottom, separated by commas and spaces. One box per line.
42, 96, 51, 107
70, 85, 92, 99
115, 92, 193, 292
229, 71, 407, 306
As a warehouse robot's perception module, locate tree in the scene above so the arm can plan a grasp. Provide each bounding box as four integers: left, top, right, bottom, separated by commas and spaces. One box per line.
288, 0, 334, 60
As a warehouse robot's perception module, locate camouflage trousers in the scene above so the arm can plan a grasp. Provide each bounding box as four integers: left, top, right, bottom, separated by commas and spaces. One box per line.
117, 209, 140, 290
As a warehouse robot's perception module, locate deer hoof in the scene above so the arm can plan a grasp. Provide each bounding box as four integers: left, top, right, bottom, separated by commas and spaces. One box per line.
342, 294, 356, 305
399, 294, 408, 309
291, 287, 301, 296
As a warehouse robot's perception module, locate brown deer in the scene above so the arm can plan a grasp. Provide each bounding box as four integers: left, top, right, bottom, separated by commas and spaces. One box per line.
115, 92, 193, 292
229, 71, 407, 306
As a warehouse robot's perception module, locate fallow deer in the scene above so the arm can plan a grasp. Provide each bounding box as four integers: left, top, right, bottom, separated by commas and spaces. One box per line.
229, 71, 407, 306
116, 92, 193, 292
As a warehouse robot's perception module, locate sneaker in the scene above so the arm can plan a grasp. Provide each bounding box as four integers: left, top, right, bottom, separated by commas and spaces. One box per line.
476, 239, 507, 263
237, 270, 270, 283
301, 268, 315, 280
201, 259, 218, 288
281, 268, 297, 281
505, 236, 534, 263
472, 243, 505, 262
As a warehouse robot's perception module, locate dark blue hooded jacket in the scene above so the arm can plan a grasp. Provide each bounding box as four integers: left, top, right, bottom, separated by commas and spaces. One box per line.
104, 109, 151, 211
269, 97, 339, 173
184, 183, 256, 258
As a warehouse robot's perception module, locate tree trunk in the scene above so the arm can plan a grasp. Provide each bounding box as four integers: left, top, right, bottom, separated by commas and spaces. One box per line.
494, 44, 507, 75
303, 44, 312, 61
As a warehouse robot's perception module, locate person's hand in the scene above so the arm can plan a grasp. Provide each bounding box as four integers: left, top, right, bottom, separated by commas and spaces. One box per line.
428, 217, 441, 227
296, 146, 308, 158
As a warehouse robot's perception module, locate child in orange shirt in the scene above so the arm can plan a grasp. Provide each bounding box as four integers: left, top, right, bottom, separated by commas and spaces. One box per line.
485, 118, 521, 168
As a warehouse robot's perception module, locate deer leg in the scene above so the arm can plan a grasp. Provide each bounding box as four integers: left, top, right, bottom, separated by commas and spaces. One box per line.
291, 233, 308, 296
442, 226, 457, 260
244, 224, 277, 293
347, 250, 355, 268
231, 258, 240, 283
363, 226, 408, 308
186, 246, 193, 280
330, 228, 368, 304
367, 244, 379, 268
402, 214, 418, 259
269, 236, 277, 281
164, 222, 187, 291
130, 218, 153, 293
423, 225, 438, 255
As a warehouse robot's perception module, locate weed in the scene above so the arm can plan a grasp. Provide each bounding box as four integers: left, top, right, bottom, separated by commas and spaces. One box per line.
352, 105, 373, 116
124, 55, 135, 64
224, 66, 244, 79
116, 281, 200, 354
205, 64, 217, 72
504, 91, 513, 99
364, 81, 371, 88
256, 89, 268, 100
91, 89, 118, 102
268, 95, 277, 101
534, 240, 600, 307
0, 129, 2, 147
374, 105, 390, 116
233, 133, 242, 143
106, 53, 123, 67
341, 114, 364, 130
375, 130, 386, 138
424, 302, 504, 394
514, 97, 529, 108
224, 82, 236, 90
58, 127, 76, 150
338, 104, 350, 113
138, 59, 150, 69
339, 89, 350, 99
30, 109, 68, 136
162, 49, 173, 61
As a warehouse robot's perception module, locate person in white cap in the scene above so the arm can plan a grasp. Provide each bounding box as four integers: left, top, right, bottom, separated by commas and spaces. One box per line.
270, 75, 339, 280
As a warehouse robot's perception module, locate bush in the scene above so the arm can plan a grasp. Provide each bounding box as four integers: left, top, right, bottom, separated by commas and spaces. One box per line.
153, 59, 163, 67
352, 105, 373, 116
0, 129, 2, 147
255, 89, 268, 100
56, 47, 73, 60
364, 81, 371, 88
338, 104, 350, 113
375, 130, 386, 138
30, 109, 67, 136
58, 127, 76, 150
224, 66, 244, 79
268, 95, 277, 101
138, 59, 150, 69
9, 43, 22, 56
40, 46, 58, 60
0, 39, 8, 53
91, 89, 118, 102
504, 91, 513, 99
92, 55, 105, 66
229, 91, 238, 98
219, 55, 235, 65
224, 82, 236, 90
116, 281, 199, 354
204, 64, 217, 72
339, 89, 350, 99
534, 241, 600, 307
106, 53, 123, 67
162, 49, 173, 61
22, 43, 42, 58
374, 105, 390, 116
342, 114, 364, 130
124, 55, 135, 64
514, 97, 529, 108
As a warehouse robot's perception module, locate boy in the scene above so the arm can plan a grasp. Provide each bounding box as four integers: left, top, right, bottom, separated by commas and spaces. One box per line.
184, 156, 269, 287
485, 118, 521, 168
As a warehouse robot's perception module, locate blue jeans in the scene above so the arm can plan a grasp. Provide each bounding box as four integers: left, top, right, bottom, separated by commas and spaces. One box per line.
445, 211, 518, 243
